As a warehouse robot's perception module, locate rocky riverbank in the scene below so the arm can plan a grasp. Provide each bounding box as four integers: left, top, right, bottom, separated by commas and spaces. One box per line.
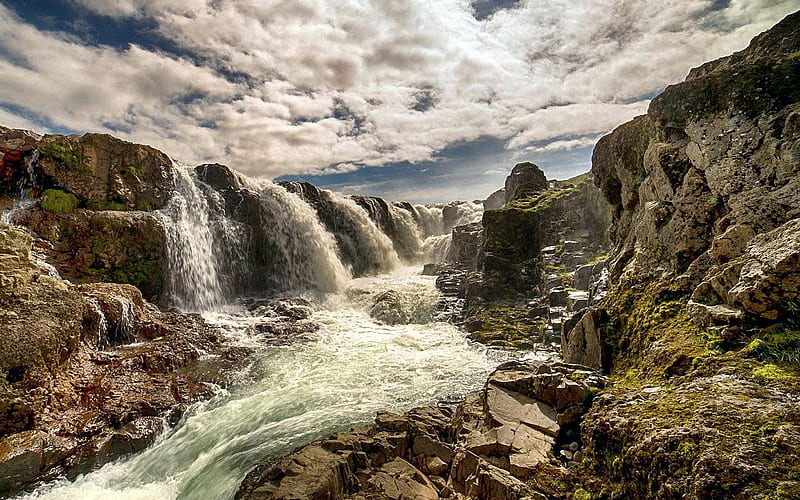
234, 10, 800, 500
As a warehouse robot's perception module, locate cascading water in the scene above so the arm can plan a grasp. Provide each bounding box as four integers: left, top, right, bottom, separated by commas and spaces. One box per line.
328, 193, 400, 274
159, 165, 227, 311
245, 179, 351, 293
22, 162, 502, 500
386, 203, 424, 260
421, 234, 452, 263
24, 271, 508, 500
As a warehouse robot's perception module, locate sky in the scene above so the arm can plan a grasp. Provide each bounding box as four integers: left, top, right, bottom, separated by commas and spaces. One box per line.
0, 1, 796, 203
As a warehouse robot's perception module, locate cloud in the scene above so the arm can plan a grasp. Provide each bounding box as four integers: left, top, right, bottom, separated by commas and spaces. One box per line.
0, 0, 797, 186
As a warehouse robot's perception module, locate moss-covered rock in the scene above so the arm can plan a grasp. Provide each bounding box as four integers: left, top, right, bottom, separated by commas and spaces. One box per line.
575, 11, 800, 499
19, 208, 166, 301
39, 189, 78, 213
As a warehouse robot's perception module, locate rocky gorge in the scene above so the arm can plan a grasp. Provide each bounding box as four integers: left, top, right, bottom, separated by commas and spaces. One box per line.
0, 9, 799, 500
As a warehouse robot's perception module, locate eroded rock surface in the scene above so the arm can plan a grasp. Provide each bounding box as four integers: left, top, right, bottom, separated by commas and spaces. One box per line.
0, 223, 243, 497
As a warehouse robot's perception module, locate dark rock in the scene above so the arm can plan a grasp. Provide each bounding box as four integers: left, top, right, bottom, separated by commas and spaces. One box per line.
561, 308, 610, 372
19, 209, 166, 301
504, 163, 548, 205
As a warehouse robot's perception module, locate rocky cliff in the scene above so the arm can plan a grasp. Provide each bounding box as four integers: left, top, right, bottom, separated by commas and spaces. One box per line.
559, 10, 800, 499
1, 128, 174, 299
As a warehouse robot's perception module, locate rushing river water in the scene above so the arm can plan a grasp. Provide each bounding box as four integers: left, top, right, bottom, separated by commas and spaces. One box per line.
9, 163, 496, 499
24, 270, 508, 500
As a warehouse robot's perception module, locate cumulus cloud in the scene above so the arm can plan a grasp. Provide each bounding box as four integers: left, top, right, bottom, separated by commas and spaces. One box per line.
0, 0, 797, 182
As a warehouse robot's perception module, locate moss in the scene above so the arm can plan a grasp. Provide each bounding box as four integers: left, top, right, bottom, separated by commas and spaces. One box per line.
744, 329, 800, 363
752, 363, 793, 381
43, 141, 88, 172
86, 199, 129, 211
504, 185, 580, 214
467, 306, 548, 347
40, 189, 79, 213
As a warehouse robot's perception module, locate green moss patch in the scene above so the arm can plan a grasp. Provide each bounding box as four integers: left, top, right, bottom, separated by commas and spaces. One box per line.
40, 189, 79, 213
43, 141, 88, 172
465, 306, 548, 348
504, 185, 580, 214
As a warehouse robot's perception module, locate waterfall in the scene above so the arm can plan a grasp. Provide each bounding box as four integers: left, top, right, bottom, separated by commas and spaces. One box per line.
421, 234, 452, 263
387, 203, 423, 261
411, 205, 444, 238
245, 179, 351, 293
159, 164, 227, 312
281, 181, 400, 276
328, 193, 401, 275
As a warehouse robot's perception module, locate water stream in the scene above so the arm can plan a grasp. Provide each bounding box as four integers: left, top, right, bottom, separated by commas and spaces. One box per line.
25, 271, 506, 500
17, 164, 499, 500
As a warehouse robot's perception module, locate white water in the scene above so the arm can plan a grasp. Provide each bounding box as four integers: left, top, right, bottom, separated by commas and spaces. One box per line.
246, 179, 351, 293
327, 192, 400, 275
25, 271, 507, 500
159, 165, 226, 311
13, 162, 497, 499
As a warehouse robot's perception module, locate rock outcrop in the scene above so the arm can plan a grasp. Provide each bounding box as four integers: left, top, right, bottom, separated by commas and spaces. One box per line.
503, 162, 548, 205
17, 208, 166, 300
1, 127, 175, 210
236, 361, 605, 500
0, 223, 241, 497
1, 128, 178, 299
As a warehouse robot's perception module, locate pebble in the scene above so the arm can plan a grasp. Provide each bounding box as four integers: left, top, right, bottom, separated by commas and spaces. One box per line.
559, 449, 574, 460
573, 451, 584, 462
568, 441, 579, 451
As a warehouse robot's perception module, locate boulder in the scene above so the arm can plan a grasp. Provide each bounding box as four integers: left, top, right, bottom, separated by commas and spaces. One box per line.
504, 163, 548, 205
34, 133, 175, 210
561, 308, 610, 372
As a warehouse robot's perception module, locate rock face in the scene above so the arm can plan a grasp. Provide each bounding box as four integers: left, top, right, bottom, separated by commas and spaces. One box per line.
236, 361, 605, 500
1, 128, 175, 210
565, 11, 800, 499
503, 163, 548, 205
1, 128, 179, 300
0, 223, 240, 497
18, 208, 166, 301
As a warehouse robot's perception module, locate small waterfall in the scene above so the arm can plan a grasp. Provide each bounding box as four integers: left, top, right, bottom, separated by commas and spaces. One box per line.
421, 234, 452, 263
1, 198, 37, 225
281, 181, 400, 276
411, 205, 444, 238
441, 200, 483, 233
328, 193, 400, 274
387, 203, 423, 261
245, 179, 351, 293
86, 296, 109, 349
159, 164, 226, 311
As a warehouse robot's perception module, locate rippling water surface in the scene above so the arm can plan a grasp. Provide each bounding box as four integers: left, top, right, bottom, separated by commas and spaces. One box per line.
26, 270, 507, 500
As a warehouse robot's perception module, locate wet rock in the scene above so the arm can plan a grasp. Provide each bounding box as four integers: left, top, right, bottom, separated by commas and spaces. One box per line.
573, 264, 595, 290
0, 224, 236, 496
19, 208, 166, 300
548, 288, 568, 307
448, 222, 483, 272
